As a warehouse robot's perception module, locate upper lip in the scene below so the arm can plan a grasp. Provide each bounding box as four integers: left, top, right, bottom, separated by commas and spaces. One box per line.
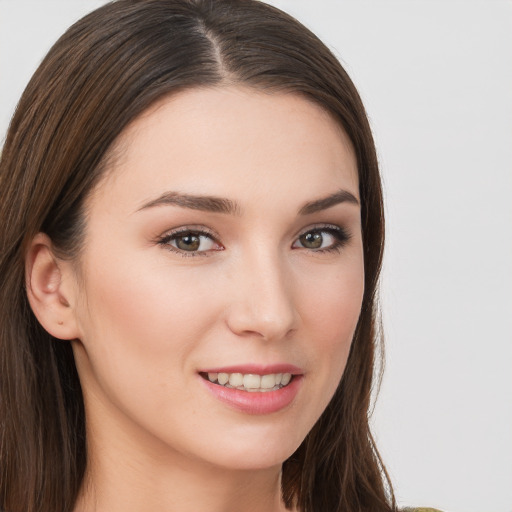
198, 363, 303, 375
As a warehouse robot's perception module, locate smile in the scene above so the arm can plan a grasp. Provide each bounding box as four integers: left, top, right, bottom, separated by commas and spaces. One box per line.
202, 372, 293, 392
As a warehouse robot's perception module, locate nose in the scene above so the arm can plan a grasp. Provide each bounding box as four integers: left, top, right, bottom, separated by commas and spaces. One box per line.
225, 250, 299, 342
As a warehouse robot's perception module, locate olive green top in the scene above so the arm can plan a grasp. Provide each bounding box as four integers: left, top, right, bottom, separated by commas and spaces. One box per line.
403, 508, 443, 512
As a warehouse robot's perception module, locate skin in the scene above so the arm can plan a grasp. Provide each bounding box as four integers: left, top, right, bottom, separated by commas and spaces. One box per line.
27, 86, 364, 512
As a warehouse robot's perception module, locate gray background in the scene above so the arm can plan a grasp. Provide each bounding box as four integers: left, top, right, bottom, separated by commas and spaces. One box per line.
1, 1, 511, 511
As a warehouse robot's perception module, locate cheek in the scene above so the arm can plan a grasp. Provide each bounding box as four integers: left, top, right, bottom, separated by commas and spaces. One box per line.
73, 251, 230, 446
297, 254, 364, 400
80, 252, 218, 348
300, 255, 364, 343
73, 249, 224, 404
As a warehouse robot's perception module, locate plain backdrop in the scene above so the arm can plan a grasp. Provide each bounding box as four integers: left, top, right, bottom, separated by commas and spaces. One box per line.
1, 1, 511, 511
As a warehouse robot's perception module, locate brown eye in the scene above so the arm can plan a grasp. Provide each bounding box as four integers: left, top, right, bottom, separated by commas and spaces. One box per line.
175, 234, 201, 251
299, 231, 324, 249
292, 226, 349, 252
162, 230, 220, 254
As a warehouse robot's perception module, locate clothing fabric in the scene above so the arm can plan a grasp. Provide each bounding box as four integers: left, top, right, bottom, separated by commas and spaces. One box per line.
403, 508, 443, 512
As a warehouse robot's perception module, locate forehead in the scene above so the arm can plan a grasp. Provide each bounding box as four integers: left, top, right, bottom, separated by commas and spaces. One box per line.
90, 86, 359, 213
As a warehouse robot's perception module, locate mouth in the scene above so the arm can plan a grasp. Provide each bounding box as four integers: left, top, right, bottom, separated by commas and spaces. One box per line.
199, 371, 294, 392
198, 366, 304, 414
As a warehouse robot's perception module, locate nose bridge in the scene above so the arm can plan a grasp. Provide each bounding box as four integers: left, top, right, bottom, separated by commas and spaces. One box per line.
226, 244, 298, 340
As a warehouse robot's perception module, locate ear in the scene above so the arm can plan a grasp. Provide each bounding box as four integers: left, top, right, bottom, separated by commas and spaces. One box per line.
25, 233, 81, 340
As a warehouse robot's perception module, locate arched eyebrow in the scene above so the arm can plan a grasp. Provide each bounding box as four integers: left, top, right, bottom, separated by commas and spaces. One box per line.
137, 192, 241, 215
298, 189, 359, 215
137, 188, 358, 215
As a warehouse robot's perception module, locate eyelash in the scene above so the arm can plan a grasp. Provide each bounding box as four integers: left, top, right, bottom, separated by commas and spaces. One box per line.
157, 224, 351, 258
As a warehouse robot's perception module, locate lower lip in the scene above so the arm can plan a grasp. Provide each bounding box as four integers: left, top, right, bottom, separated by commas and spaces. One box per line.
200, 375, 303, 415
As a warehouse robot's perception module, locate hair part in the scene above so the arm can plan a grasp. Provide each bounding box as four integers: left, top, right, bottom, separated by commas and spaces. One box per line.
0, 1, 391, 511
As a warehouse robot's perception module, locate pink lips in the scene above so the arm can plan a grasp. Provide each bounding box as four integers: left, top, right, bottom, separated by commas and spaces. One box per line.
198, 364, 304, 415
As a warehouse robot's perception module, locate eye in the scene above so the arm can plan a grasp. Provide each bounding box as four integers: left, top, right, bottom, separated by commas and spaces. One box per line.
158, 229, 223, 256
292, 226, 350, 252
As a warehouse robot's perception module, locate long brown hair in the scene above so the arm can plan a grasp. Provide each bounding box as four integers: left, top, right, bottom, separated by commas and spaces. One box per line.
0, 1, 391, 511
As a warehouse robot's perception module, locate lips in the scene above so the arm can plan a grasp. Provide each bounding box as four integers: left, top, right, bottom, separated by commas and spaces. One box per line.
198, 364, 304, 414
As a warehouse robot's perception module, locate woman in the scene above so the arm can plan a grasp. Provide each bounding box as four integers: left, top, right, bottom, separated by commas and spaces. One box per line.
0, 1, 437, 511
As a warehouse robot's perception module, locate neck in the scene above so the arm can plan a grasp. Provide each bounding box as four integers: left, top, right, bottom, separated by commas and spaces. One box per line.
76, 463, 286, 512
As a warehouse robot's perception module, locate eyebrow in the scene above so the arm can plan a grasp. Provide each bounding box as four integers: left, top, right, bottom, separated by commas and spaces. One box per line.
138, 191, 241, 215
298, 189, 359, 215
137, 188, 359, 216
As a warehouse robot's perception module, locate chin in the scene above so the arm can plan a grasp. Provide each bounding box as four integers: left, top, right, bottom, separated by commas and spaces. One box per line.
188, 422, 307, 472
205, 447, 294, 472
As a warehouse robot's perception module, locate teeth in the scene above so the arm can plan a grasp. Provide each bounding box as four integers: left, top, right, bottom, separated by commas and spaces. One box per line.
260, 374, 276, 389
206, 372, 293, 392
243, 374, 261, 389
228, 373, 243, 387
217, 373, 229, 385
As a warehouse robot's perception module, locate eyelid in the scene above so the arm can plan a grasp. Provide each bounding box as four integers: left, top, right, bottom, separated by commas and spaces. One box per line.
296, 223, 339, 236
158, 225, 220, 240
295, 223, 349, 240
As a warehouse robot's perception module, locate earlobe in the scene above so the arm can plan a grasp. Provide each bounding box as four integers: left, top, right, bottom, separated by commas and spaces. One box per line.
25, 233, 80, 340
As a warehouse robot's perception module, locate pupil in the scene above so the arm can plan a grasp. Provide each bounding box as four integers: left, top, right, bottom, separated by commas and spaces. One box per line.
177, 234, 200, 251
301, 232, 322, 249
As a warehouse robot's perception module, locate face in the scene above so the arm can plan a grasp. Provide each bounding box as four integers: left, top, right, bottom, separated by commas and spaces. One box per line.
69, 86, 364, 471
